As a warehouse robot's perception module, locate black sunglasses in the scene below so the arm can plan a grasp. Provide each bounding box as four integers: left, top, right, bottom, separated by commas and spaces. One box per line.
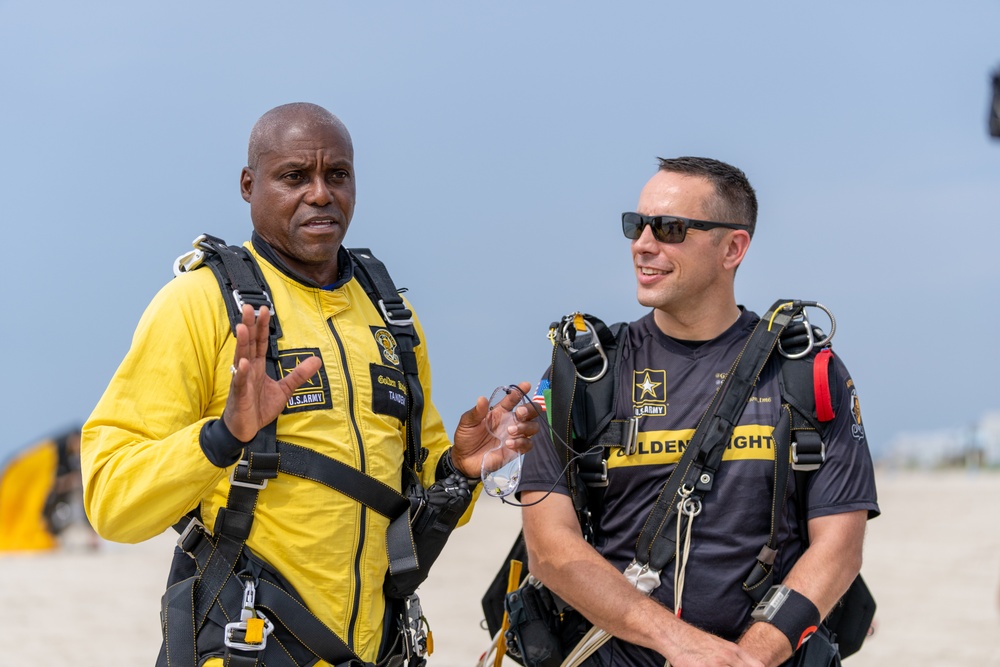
622, 212, 748, 244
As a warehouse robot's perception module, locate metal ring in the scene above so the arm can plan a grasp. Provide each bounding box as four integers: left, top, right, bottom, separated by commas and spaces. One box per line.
560, 317, 609, 382
777, 302, 837, 359
679, 496, 702, 517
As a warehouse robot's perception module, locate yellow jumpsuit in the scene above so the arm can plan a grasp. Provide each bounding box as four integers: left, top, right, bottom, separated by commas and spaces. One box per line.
82, 242, 454, 664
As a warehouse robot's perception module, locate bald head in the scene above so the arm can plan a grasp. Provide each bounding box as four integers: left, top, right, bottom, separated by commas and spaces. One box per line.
247, 103, 352, 169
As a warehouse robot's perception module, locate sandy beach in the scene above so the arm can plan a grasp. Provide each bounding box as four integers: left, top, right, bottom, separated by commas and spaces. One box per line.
3, 469, 999, 666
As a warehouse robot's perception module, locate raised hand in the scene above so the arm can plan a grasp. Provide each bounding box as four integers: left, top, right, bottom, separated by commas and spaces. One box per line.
222, 304, 323, 442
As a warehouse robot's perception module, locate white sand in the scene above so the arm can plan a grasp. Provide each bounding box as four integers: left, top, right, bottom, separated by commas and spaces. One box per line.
2, 470, 999, 666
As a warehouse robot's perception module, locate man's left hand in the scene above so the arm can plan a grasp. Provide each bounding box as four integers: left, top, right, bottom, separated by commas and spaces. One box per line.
450, 381, 538, 478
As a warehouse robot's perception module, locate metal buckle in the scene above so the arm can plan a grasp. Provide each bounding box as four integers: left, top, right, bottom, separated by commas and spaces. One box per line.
224, 615, 274, 651
624, 417, 639, 456
583, 459, 608, 488
223, 580, 274, 651
229, 461, 269, 489
176, 516, 208, 555
791, 439, 826, 472
378, 298, 414, 326
560, 315, 609, 382
232, 288, 274, 319
172, 234, 209, 277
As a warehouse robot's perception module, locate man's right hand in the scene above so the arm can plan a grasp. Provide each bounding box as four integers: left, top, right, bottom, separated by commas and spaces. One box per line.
222, 304, 323, 442
664, 623, 765, 667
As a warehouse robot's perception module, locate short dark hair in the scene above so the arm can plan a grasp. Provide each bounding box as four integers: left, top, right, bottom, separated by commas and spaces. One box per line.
656, 156, 757, 238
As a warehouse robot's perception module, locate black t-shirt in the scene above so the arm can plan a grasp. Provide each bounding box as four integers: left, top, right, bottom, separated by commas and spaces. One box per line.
519, 309, 879, 666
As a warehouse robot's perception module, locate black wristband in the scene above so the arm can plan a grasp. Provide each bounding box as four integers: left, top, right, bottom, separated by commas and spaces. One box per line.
199, 419, 247, 468
435, 449, 480, 487
752, 585, 821, 651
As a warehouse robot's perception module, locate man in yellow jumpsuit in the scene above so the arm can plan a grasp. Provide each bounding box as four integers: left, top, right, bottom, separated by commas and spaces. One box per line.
82, 103, 535, 667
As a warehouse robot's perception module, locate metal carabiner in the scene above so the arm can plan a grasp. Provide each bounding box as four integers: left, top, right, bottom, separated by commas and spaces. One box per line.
172, 234, 210, 277
560, 315, 609, 382
777, 301, 837, 360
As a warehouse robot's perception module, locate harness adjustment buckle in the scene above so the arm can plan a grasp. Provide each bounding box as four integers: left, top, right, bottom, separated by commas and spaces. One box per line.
378, 298, 414, 326
791, 431, 826, 472
580, 459, 608, 488
402, 593, 431, 659
176, 516, 208, 557
624, 417, 639, 456
232, 288, 274, 319
229, 461, 270, 490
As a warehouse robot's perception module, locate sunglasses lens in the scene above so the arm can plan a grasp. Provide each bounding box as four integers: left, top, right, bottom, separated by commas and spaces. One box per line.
622, 214, 686, 243
622, 213, 642, 239
653, 219, 684, 243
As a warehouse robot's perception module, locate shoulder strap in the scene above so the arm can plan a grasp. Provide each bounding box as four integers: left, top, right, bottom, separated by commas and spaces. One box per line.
547, 313, 630, 542
779, 345, 837, 547
347, 247, 427, 473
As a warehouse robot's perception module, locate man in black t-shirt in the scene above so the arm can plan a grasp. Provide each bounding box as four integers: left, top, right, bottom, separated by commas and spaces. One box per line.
519, 157, 878, 667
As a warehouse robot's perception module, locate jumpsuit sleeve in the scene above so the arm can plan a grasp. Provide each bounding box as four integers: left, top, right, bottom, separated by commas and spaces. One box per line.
81, 271, 235, 543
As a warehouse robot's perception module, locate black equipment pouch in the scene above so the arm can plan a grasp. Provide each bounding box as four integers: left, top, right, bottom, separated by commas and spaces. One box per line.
384, 471, 474, 599
504, 585, 562, 667
503, 583, 590, 667
822, 575, 876, 659
482, 535, 592, 667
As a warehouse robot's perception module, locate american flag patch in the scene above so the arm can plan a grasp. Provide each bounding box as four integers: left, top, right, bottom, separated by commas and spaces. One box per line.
532, 378, 550, 412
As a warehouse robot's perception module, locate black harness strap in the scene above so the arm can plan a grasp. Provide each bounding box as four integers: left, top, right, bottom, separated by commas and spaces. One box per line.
274, 440, 418, 575
349, 248, 427, 474
741, 405, 793, 603
276, 441, 409, 518
171, 519, 368, 667
547, 315, 629, 541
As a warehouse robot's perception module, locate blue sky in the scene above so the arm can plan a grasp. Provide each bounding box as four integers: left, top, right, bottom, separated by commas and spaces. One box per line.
2, 2, 998, 460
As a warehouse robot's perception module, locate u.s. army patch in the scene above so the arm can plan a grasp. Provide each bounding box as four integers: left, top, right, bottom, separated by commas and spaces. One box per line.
278, 348, 332, 413
633, 369, 667, 417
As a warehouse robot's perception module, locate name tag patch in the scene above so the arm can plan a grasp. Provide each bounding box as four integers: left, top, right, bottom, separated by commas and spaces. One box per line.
371, 364, 408, 421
